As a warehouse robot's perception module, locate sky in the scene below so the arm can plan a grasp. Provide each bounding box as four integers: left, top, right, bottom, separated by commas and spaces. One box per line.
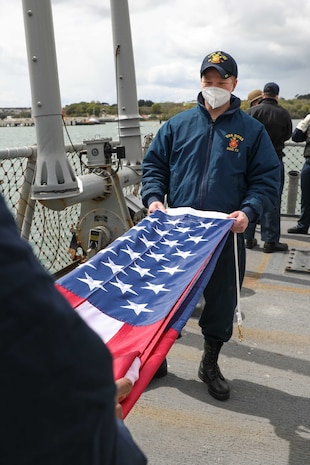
0, 0, 310, 108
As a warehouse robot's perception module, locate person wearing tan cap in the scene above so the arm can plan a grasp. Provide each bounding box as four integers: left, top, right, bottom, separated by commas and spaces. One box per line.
247, 89, 263, 107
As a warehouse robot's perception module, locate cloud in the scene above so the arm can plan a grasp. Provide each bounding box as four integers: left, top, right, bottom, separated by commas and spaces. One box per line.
0, 0, 309, 107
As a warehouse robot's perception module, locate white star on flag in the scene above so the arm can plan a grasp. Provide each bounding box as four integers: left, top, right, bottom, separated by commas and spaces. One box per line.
158, 265, 185, 275
174, 226, 192, 234
139, 234, 159, 249
101, 256, 128, 275
110, 276, 138, 295
121, 244, 143, 261
153, 226, 172, 237
173, 248, 196, 259
144, 216, 160, 223
164, 218, 181, 226
141, 282, 170, 294
145, 250, 169, 262
132, 224, 148, 232
160, 238, 180, 247
121, 300, 154, 315
185, 234, 208, 244
130, 263, 155, 278
198, 220, 215, 230
77, 272, 106, 291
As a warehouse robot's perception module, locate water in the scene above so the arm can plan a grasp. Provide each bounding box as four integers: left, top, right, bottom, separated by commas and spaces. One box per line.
0, 118, 303, 218
0, 120, 162, 149
0, 119, 300, 150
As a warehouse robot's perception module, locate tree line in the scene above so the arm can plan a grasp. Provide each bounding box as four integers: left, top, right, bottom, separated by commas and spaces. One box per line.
3, 95, 310, 121
62, 96, 310, 121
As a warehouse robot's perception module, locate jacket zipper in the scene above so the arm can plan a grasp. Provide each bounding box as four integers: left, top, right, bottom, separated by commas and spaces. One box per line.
198, 120, 214, 208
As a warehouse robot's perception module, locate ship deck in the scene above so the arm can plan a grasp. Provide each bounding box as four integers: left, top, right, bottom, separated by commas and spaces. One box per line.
126, 215, 310, 465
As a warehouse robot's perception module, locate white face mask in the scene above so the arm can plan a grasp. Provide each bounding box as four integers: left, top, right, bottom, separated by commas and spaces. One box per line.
201, 86, 231, 109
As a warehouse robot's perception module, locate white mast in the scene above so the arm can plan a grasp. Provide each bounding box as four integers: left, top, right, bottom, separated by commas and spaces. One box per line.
22, 0, 79, 200
110, 0, 143, 165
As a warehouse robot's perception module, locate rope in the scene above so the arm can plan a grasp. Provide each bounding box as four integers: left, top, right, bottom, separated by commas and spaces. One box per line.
233, 232, 243, 341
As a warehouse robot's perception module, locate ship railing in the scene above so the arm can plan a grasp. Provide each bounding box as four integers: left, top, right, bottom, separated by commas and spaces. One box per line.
0, 140, 305, 274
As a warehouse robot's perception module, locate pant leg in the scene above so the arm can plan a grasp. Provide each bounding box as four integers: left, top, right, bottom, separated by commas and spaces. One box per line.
244, 221, 256, 241
297, 159, 310, 230
199, 232, 246, 343
261, 159, 284, 243
260, 205, 281, 242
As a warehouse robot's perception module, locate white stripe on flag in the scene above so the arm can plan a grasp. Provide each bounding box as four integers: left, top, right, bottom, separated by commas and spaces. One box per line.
75, 300, 124, 343
166, 207, 229, 219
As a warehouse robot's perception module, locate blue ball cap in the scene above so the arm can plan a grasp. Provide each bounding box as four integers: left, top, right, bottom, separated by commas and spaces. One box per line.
263, 82, 280, 95
200, 51, 238, 79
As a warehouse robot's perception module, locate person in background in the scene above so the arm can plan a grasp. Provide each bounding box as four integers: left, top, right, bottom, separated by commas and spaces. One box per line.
142, 51, 280, 402
0, 193, 147, 465
287, 114, 310, 234
242, 89, 263, 249
244, 82, 292, 252
247, 89, 263, 107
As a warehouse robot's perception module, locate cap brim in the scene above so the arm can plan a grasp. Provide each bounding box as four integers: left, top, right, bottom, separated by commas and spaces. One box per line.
201, 63, 229, 78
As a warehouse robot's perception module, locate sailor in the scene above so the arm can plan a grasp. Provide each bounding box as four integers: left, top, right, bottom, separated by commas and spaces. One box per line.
142, 50, 280, 401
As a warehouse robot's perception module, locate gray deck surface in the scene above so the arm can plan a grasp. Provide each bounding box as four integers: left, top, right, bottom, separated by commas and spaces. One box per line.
125, 216, 310, 465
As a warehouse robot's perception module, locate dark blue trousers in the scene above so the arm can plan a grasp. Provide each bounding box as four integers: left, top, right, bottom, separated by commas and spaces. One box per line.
199, 232, 246, 343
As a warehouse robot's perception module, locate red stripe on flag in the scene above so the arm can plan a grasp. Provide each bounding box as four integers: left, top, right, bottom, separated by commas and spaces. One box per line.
121, 327, 179, 417
56, 283, 86, 308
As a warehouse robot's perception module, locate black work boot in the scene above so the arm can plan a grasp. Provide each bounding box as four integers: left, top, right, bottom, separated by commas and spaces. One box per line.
198, 340, 230, 400
152, 358, 168, 380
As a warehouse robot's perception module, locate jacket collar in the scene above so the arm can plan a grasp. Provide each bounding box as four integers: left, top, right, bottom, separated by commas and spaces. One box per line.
260, 97, 278, 105
197, 92, 241, 118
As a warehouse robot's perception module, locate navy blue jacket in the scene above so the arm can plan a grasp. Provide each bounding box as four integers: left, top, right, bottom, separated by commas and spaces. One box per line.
0, 194, 146, 465
142, 94, 280, 222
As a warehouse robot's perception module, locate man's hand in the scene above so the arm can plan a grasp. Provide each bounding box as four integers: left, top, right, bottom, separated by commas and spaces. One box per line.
227, 210, 249, 233
148, 201, 166, 214
115, 378, 133, 420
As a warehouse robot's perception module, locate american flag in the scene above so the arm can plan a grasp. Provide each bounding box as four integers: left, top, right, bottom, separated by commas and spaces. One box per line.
56, 207, 234, 417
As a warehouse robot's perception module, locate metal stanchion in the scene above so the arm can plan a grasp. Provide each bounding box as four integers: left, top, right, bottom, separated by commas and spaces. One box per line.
286, 170, 300, 215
